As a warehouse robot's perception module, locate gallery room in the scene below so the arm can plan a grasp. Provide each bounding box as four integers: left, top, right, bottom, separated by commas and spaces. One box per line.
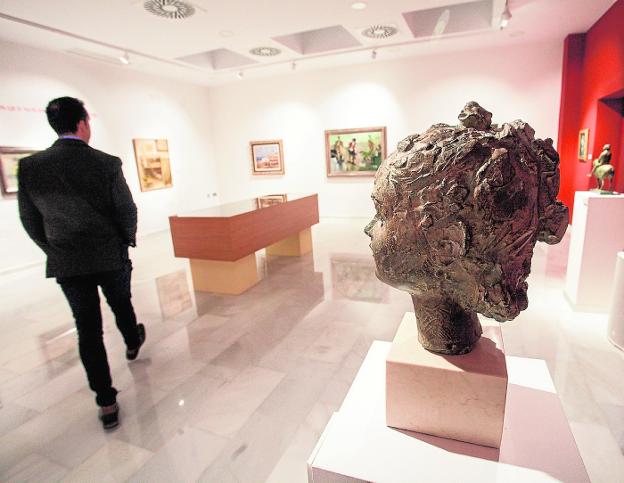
0, 0, 623, 481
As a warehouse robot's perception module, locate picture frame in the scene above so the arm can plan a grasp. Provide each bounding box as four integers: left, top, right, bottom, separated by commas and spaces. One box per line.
325, 126, 387, 177
132, 138, 173, 192
0, 146, 40, 196
256, 194, 287, 209
250, 139, 285, 175
578, 128, 589, 161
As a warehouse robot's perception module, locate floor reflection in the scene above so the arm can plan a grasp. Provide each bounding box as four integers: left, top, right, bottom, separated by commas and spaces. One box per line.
330, 253, 389, 303
155, 269, 194, 319
0, 221, 623, 483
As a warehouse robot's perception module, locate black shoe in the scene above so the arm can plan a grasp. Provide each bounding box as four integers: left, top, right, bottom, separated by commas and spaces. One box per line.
126, 323, 146, 361
98, 403, 119, 430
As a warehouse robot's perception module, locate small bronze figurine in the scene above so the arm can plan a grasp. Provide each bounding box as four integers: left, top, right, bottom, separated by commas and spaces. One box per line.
588, 144, 616, 192
366, 102, 568, 355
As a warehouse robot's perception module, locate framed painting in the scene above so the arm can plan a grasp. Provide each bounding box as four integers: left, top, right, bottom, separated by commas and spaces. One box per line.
256, 194, 287, 209
578, 128, 589, 161
132, 138, 173, 192
0, 146, 40, 196
250, 139, 284, 175
325, 126, 387, 177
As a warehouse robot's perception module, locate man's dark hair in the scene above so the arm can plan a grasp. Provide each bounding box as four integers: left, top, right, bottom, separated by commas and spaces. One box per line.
46, 97, 88, 135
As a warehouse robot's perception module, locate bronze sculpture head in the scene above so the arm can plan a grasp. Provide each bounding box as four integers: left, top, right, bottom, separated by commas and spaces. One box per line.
365, 102, 568, 355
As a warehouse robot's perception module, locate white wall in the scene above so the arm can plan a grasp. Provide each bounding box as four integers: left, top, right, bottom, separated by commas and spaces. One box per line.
0, 41, 219, 272
1, 39, 565, 272
207, 40, 564, 219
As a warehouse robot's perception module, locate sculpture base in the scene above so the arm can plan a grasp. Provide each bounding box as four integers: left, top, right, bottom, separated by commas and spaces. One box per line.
189, 254, 259, 294
386, 313, 507, 448
589, 188, 619, 195
266, 228, 312, 256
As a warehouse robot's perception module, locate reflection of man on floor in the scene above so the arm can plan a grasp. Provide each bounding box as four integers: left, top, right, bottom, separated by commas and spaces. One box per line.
18, 96, 146, 431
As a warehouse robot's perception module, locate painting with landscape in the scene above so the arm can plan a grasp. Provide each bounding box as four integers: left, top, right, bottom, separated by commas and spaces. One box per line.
250, 140, 284, 175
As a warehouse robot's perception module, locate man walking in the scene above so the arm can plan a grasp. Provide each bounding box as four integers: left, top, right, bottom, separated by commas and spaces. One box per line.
18, 97, 145, 430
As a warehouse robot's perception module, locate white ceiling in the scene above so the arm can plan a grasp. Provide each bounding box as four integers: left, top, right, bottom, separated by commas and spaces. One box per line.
0, 0, 617, 86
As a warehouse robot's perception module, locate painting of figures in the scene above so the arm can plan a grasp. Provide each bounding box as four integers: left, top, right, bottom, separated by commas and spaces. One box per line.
325, 127, 386, 177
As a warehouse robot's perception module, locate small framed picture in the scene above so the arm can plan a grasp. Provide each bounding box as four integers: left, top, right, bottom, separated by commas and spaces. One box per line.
256, 194, 287, 209
325, 126, 387, 177
578, 128, 589, 161
250, 140, 284, 175
0, 146, 40, 196
132, 138, 173, 192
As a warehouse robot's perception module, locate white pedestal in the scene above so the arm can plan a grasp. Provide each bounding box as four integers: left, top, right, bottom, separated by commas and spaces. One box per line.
308, 341, 589, 483
608, 252, 624, 351
386, 314, 507, 448
564, 191, 624, 312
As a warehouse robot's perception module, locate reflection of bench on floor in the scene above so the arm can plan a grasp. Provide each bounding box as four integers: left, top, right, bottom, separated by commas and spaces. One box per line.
308, 340, 589, 483
169, 194, 319, 295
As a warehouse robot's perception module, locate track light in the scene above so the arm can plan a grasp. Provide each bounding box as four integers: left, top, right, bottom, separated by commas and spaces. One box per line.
500, 1, 512, 29
291, 61, 297, 71
236, 71, 244, 80
119, 52, 130, 65
371, 49, 377, 60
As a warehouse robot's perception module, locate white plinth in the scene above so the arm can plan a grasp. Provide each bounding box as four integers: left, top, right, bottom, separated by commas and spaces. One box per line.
564, 191, 624, 312
608, 252, 624, 351
308, 341, 589, 483
386, 314, 507, 448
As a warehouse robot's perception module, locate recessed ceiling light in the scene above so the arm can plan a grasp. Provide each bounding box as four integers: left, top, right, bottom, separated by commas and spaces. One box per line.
143, 0, 195, 19
362, 25, 398, 39
249, 47, 282, 57
351, 1, 367, 10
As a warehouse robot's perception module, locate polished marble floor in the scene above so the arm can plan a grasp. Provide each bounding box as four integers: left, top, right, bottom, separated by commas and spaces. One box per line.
0, 220, 623, 482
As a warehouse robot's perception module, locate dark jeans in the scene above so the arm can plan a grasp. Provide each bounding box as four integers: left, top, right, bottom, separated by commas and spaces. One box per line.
57, 261, 140, 407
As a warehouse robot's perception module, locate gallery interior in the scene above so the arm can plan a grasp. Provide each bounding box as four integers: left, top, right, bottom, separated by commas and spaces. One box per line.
1, 0, 623, 481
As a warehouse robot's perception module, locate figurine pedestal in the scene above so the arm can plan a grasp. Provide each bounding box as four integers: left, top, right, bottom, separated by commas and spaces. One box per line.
308, 341, 589, 483
266, 228, 312, 257
608, 252, 624, 351
386, 313, 507, 448
189, 255, 259, 294
564, 191, 624, 312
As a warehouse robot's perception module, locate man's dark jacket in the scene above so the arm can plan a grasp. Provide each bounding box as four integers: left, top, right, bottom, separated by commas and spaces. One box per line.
18, 138, 137, 278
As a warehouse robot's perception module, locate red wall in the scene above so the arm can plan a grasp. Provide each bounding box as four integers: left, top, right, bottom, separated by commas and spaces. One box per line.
557, 0, 624, 218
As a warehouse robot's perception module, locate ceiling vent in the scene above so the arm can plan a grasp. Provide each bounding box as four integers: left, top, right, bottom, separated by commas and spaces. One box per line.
249, 47, 282, 57
143, 0, 195, 19
362, 25, 398, 39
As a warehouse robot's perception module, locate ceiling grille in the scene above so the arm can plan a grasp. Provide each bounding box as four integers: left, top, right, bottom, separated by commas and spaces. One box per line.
143, 0, 195, 19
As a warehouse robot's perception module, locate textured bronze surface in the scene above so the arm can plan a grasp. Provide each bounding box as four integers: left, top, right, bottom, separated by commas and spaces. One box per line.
366, 102, 568, 355
588, 144, 616, 192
